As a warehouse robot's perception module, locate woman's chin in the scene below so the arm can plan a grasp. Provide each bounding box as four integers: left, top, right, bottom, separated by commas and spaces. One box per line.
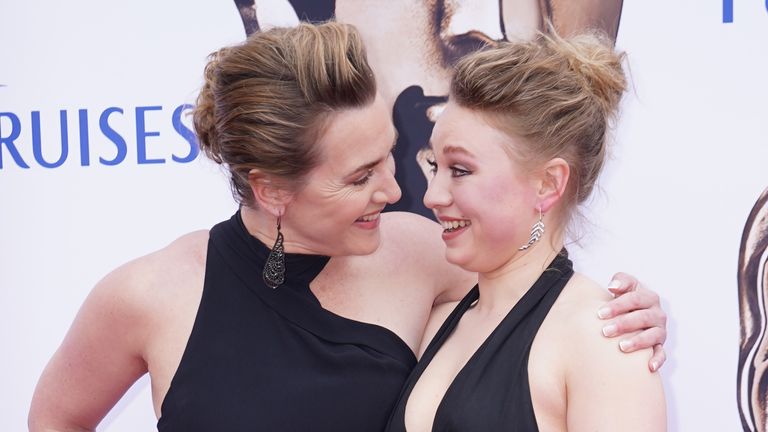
444, 250, 474, 271
345, 236, 382, 257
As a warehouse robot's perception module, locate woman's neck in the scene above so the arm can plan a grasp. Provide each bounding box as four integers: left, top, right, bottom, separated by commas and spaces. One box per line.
240, 205, 318, 255
475, 235, 564, 315
241, 204, 278, 241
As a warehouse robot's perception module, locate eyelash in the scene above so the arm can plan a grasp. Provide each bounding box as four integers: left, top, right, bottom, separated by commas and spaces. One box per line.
352, 169, 375, 186
425, 158, 471, 177
426, 158, 438, 175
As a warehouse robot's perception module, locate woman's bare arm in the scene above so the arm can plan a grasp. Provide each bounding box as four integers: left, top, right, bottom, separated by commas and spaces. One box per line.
28, 258, 157, 431
28, 230, 208, 430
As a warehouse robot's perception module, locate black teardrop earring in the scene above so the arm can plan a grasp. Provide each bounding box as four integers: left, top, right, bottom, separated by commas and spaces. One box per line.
263, 214, 285, 288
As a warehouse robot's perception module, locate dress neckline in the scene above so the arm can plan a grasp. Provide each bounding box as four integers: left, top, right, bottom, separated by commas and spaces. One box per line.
235, 210, 331, 288
210, 210, 417, 367
398, 250, 573, 431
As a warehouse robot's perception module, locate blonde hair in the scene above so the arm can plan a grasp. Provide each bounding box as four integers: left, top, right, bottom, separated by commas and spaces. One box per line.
194, 22, 376, 206
450, 30, 627, 222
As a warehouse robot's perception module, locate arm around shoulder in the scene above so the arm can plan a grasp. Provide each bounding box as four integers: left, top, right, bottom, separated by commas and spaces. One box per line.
380, 212, 476, 305
563, 285, 667, 431
416, 300, 459, 359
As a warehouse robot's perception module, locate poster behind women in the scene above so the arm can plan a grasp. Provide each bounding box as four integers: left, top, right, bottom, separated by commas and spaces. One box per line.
1, 1, 766, 430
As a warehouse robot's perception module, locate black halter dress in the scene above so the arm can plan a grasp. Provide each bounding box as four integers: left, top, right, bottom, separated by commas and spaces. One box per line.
157, 211, 416, 431
385, 251, 573, 432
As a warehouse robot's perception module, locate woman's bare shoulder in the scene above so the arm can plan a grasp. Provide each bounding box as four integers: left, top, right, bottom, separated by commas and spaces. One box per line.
552, 272, 655, 384
113, 230, 207, 279
95, 230, 210, 317
551, 273, 616, 343
146, 229, 210, 276
28, 230, 211, 430
555, 273, 612, 313
552, 273, 666, 430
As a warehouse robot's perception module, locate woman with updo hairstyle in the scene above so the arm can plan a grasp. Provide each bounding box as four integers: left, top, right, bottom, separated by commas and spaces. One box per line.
29, 22, 667, 432
387, 31, 666, 431
194, 22, 378, 209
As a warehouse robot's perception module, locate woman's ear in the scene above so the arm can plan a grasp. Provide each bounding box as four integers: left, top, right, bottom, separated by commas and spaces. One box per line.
536, 158, 570, 213
248, 169, 293, 218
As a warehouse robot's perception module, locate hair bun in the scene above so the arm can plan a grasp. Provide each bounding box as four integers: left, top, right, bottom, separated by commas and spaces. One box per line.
546, 31, 627, 118
193, 47, 230, 165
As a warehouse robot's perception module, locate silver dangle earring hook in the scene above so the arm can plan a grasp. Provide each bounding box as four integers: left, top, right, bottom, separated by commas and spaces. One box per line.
519, 206, 545, 251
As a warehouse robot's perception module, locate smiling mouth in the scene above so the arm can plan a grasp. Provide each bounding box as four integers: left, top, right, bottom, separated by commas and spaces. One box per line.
356, 213, 380, 223
440, 220, 471, 232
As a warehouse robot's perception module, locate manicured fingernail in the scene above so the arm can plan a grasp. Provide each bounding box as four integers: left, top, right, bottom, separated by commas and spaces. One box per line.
650, 361, 659, 372
597, 307, 612, 319
607, 279, 622, 289
602, 324, 617, 337
619, 340, 634, 352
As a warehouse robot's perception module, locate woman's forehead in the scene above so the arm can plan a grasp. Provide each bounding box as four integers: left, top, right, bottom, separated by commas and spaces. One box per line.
312, 102, 395, 169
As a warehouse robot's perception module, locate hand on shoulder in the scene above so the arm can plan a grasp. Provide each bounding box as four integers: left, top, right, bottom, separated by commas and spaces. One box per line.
555, 273, 666, 431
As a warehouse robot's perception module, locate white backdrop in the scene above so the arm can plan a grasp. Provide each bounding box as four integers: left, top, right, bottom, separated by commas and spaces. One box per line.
2, 1, 767, 431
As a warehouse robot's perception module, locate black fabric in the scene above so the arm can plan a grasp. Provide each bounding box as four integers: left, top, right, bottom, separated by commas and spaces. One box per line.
287, 0, 335, 23
158, 211, 416, 431
386, 251, 574, 432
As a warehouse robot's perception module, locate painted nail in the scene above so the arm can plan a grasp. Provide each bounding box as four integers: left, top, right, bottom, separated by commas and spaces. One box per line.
607, 279, 622, 290
619, 340, 634, 352
597, 307, 612, 319
651, 361, 659, 372
602, 324, 617, 337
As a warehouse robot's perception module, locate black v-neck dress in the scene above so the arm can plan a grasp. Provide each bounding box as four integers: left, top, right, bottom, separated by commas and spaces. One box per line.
157, 211, 416, 431
385, 251, 573, 432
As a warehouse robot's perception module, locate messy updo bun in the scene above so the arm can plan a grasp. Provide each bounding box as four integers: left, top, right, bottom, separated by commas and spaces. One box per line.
450, 29, 627, 221
194, 48, 231, 165
550, 33, 626, 123
194, 22, 376, 206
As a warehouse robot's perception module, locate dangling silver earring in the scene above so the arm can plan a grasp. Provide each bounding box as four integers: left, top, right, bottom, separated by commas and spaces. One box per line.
263, 214, 285, 288
519, 207, 545, 251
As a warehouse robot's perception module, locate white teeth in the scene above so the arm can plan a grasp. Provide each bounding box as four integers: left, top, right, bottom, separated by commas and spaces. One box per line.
441, 220, 471, 231
359, 213, 380, 222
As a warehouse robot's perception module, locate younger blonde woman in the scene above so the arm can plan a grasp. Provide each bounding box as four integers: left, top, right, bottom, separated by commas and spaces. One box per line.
387, 31, 666, 431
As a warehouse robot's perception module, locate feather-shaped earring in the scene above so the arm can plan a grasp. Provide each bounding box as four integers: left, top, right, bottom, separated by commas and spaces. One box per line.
519, 207, 545, 251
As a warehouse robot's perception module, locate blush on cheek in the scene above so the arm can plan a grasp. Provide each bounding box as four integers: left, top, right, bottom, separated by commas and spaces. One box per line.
486, 177, 530, 205
484, 182, 514, 204
477, 213, 527, 255
478, 187, 532, 243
